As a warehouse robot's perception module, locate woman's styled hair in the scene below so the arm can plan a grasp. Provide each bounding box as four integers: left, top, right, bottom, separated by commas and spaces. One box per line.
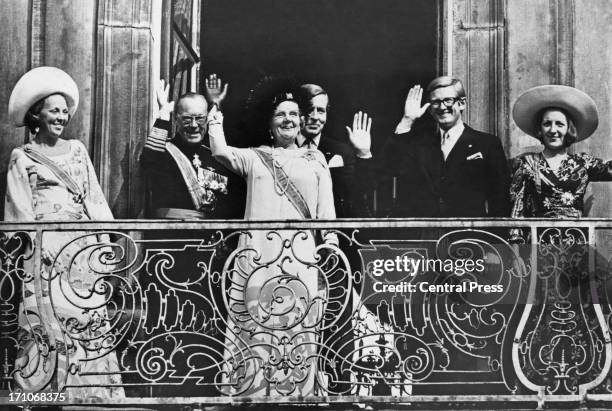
23, 97, 47, 134
23, 93, 70, 134
536, 107, 578, 147
243, 76, 302, 146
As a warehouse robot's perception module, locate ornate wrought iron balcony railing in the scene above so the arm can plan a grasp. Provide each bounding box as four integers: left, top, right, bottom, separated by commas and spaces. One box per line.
1, 219, 612, 409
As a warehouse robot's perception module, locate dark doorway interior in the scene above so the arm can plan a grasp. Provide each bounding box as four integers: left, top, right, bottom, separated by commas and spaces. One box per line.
201, 0, 439, 153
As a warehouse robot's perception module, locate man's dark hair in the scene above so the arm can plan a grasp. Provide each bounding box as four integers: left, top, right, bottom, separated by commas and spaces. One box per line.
299, 84, 330, 111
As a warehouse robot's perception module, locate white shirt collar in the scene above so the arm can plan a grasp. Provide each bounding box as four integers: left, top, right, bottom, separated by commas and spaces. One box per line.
296, 132, 321, 148
440, 120, 465, 143
440, 120, 465, 160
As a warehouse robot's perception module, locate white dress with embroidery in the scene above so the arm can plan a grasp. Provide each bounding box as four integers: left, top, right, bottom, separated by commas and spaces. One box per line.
4, 139, 124, 399
220, 145, 336, 396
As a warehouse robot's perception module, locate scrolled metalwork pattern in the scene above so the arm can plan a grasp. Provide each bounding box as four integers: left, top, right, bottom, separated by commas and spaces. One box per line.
513, 227, 611, 395
1, 221, 612, 405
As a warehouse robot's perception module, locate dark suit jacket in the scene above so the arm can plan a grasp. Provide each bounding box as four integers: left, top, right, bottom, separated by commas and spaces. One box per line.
140, 119, 245, 219
382, 121, 510, 217
317, 137, 373, 218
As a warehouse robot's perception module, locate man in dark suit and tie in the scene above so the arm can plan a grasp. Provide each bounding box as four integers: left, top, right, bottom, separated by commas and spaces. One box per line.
297, 84, 374, 217
383, 76, 510, 217
380, 77, 511, 394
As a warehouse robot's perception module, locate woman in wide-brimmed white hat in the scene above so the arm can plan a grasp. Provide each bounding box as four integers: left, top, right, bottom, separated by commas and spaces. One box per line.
509, 85, 612, 224
5, 67, 124, 398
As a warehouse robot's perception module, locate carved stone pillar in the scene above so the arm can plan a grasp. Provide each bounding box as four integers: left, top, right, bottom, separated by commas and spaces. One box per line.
443, 0, 507, 146
94, 0, 155, 218
574, 0, 612, 217
0, 1, 29, 218
507, 0, 575, 157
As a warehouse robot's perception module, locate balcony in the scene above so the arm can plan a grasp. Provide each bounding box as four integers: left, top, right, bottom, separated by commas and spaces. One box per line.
1, 219, 612, 410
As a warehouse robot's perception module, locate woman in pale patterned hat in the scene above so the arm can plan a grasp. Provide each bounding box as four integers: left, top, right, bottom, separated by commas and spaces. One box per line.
5, 67, 124, 398
510, 85, 612, 228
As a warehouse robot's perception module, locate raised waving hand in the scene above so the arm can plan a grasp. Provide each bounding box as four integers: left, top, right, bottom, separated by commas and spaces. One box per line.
204, 73, 229, 108
395, 85, 430, 134
156, 79, 175, 121
346, 111, 372, 159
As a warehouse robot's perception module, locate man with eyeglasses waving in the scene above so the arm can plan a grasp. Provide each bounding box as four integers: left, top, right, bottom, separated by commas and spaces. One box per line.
383, 76, 510, 217
138, 78, 242, 398
141, 77, 240, 219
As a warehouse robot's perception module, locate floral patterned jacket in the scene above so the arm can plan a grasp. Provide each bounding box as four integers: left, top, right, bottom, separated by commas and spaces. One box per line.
510, 152, 612, 219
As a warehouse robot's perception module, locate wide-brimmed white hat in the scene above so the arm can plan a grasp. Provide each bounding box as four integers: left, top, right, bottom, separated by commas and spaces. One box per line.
8, 66, 79, 127
512, 85, 598, 141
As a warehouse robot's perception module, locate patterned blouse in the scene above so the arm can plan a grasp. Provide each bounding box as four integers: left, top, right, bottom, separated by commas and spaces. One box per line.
5, 139, 113, 221
510, 152, 612, 219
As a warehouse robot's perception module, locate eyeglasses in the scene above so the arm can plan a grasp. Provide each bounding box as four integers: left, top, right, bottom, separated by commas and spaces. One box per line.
429, 97, 463, 108
178, 115, 206, 125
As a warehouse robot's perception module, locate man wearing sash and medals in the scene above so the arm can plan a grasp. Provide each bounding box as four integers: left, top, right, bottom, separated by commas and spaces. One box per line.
141, 77, 237, 219
139, 78, 238, 397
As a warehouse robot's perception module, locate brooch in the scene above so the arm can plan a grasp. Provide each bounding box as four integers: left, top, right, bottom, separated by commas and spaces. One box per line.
303, 151, 317, 161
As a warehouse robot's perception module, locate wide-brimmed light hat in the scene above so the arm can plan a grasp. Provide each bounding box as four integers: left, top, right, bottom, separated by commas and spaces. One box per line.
512, 85, 598, 141
8, 66, 79, 127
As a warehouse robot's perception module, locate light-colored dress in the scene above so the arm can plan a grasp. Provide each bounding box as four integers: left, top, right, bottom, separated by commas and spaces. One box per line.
219, 145, 336, 396
4, 139, 124, 399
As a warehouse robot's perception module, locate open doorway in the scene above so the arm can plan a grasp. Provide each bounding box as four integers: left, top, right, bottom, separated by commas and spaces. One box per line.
200, 0, 440, 153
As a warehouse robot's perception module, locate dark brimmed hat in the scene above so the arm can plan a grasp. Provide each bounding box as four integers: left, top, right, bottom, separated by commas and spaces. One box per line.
8, 67, 79, 127
512, 85, 598, 141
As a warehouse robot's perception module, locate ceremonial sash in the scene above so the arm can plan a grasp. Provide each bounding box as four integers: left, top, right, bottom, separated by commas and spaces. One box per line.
165, 142, 207, 211
22, 145, 87, 214
252, 148, 313, 219
154, 207, 206, 219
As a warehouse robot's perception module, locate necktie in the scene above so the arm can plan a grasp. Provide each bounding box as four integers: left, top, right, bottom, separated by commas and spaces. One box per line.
302, 137, 316, 149
441, 131, 451, 160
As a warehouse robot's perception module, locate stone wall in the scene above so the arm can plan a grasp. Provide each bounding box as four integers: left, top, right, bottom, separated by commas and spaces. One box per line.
450, 0, 611, 217
574, 0, 612, 216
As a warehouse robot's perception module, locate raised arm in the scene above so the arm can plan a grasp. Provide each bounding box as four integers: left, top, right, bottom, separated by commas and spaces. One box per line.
344, 111, 375, 216
141, 80, 175, 162
204, 73, 229, 109
346, 111, 373, 159
581, 153, 612, 181
395, 85, 430, 134
207, 105, 241, 174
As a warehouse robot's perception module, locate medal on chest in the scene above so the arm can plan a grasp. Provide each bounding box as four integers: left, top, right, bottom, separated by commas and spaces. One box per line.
191, 153, 229, 195
192, 154, 206, 187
